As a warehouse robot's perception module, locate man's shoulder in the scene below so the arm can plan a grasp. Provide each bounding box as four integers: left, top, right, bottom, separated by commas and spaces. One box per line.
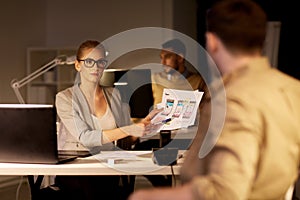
152, 71, 166, 77
151, 71, 168, 82
186, 70, 201, 77
187, 72, 204, 83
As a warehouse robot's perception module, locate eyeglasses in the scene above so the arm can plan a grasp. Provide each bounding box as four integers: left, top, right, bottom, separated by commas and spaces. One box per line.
78, 58, 108, 68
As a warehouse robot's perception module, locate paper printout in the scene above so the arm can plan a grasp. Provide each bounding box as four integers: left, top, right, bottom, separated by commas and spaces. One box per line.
151, 89, 204, 131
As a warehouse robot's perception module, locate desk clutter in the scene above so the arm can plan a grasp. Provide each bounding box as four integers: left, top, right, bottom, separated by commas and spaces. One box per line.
152, 148, 179, 166
92, 149, 181, 167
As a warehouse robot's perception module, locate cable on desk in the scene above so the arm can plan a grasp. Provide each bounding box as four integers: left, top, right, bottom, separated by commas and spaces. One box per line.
170, 165, 176, 187
16, 176, 23, 200
170, 153, 184, 187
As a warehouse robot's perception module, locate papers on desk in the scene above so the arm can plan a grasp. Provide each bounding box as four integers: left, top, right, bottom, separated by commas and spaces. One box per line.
151, 89, 203, 131
92, 151, 151, 166
93, 151, 138, 160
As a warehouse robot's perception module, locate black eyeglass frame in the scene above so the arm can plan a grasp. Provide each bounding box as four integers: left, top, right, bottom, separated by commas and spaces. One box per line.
77, 58, 108, 69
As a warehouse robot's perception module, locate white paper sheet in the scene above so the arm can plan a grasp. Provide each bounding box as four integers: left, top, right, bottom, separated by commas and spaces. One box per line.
151, 89, 204, 131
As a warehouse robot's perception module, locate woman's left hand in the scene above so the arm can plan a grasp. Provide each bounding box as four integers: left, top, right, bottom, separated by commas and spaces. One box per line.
141, 108, 163, 125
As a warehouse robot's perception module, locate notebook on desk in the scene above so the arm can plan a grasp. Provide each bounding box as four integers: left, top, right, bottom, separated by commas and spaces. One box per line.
0, 104, 78, 164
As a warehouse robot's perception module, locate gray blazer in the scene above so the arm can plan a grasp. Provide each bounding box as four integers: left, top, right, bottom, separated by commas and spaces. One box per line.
55, 83, 132, 152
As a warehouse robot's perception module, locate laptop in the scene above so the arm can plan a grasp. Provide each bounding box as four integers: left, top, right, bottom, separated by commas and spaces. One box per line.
0, 104, 78, 164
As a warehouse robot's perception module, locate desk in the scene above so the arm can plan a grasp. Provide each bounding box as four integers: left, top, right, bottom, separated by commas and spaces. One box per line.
0, 150, 184, 176
0, 150, 185, 200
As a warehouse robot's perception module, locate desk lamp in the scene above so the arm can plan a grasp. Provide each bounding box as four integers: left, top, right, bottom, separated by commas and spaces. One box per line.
10, 55, 75, 104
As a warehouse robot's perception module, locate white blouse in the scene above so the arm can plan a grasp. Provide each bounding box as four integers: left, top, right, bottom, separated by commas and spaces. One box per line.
93, 106, 117, 130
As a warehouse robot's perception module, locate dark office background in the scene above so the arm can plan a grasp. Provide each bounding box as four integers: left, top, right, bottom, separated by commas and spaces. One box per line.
2, 0, 298, 103
196, 0, 299, 80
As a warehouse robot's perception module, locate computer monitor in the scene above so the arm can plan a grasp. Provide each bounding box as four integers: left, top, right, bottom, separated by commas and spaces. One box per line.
100, 68, 154, 118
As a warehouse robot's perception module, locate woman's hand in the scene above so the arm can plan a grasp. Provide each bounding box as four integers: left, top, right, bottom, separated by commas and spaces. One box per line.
120, 108, 163, 138
120, 123, 148, 137
141, 108, 163, 125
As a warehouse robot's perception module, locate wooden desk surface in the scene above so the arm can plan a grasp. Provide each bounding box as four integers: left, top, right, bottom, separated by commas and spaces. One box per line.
0, 150, 185, 176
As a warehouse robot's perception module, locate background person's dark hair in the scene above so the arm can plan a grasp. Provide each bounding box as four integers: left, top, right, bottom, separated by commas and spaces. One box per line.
206, 0, 267, 54
162, 38, 186, 57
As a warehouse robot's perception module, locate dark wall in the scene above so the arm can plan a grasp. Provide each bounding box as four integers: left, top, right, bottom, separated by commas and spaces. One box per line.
196, 0, 299, 80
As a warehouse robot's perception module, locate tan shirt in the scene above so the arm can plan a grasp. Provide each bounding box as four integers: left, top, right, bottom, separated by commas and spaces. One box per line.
180, 57, 300, 199
151, 69, 206, 106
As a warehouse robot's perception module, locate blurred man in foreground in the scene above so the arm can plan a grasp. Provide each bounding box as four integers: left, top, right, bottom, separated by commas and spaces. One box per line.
129, 0, 300, 199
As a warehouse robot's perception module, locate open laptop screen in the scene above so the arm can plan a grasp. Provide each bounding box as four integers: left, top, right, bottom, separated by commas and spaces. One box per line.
0, 104, 76, 164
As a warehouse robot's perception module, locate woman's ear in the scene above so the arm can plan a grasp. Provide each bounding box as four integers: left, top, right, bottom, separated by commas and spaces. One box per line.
74, 60, 81, 72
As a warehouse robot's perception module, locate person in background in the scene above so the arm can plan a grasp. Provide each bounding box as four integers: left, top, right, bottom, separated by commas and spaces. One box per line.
151, 38, 207, 107
134, 38, 207, 187
54, 40, 159, 200
129, 0, 300, 199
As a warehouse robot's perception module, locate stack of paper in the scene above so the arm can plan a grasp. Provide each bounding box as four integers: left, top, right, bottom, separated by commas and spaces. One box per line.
151, 89, 204, 131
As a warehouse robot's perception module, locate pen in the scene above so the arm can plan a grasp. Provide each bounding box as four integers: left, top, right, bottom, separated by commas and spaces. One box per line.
153, 118, 172, 125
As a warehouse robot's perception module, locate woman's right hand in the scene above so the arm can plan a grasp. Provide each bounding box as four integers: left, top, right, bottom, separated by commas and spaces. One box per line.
120, 108, 163, 138
141, 108, 163, 125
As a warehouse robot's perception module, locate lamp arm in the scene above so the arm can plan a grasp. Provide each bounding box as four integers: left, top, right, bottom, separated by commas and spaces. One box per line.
11, 55, 68, 104
12, 86, 26, 104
